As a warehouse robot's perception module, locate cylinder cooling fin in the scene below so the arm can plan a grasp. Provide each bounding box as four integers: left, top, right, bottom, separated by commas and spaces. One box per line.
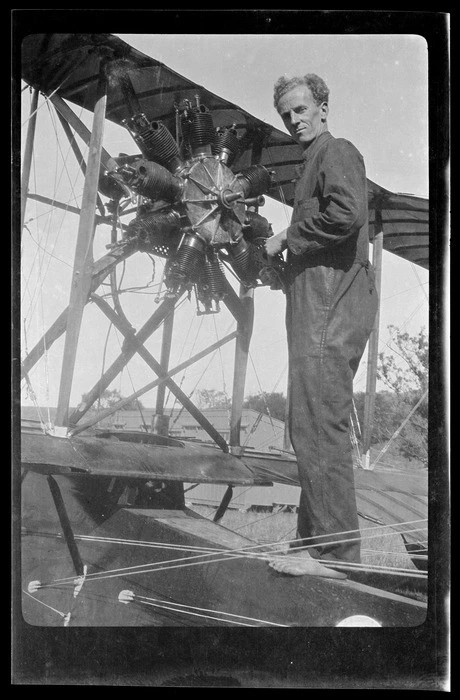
195, 253, 228, 314
212, 125, 240, 166
181, 104, 215, 157
131, 159, 183, 203
122, 113, 182, 173
236, 165, 273, 199
127, 208, 181, 252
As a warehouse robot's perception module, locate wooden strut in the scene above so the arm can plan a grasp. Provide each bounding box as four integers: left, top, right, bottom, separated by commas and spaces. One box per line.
70, 326, 239, 435
47, 475, 84, 577
67, 278, 247, 426
213, 485, 234, 523
20, 225, 244, 383
50, 93, 116, 172
362, 207, 384, 469
154, 301, 175, 420
229, 284, 254, 449
21, 243, 135, 378
227, 139, 263, 450
87, 294, 230, 453
25, 192, 127, 230
21, 87, 39, 240
67, 291, 184, 427
54, 110, 106, 218
55, 63, 109, 427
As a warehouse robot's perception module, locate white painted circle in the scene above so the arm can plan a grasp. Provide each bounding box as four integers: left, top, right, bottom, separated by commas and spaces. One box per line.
336, 615, 382, 627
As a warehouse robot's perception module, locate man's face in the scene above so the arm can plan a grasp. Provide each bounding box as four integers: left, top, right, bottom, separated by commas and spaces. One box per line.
277, 85, 328, 148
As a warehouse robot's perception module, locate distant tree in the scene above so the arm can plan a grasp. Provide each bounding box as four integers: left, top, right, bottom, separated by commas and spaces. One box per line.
353, 325, 428, 465
243, 391, 287, 422
378, 325, 428, 396
195, 388, 231, 409
81, 388, 144, 412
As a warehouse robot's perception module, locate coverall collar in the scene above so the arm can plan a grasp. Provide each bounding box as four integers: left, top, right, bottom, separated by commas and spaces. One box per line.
294, 131, 333, 178
301, 129, 333, 163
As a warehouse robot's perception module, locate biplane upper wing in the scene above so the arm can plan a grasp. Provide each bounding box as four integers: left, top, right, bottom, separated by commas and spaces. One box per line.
21, 33, 429, 269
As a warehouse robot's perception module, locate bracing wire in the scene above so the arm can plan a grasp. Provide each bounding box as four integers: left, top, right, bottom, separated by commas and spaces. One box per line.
213, 314, 228, 400
27, 521, 427, 628
410, 263, 429, 302
370, 389, 428, 469
170, 319, 234, 427
382, 281, 429, 302
22, 100, 68, 314
129, 594, 289, 627
35, 518, 427, 589
21, 48, 92, 131
97, 321, 114, 412
22, 101, 87, 331
167, 312, 205, 419
23, 225, 73, 268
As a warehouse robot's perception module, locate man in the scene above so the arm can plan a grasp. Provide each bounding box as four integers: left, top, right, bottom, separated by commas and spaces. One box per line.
265, 74, 378, 578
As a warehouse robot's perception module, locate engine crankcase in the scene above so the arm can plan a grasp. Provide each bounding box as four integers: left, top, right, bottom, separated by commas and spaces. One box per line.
181, 157, 246, 248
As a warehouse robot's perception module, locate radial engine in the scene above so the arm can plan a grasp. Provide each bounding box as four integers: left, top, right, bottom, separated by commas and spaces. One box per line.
100, 96, 284, 313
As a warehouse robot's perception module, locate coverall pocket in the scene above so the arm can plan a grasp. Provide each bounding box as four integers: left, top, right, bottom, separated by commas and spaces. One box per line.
300, 197, 320, 215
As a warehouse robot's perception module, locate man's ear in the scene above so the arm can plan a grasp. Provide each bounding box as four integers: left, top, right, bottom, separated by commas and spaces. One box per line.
321, 102, 329, 121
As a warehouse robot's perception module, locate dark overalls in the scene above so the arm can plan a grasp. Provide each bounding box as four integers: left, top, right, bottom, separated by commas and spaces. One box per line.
285, 131, 378, 563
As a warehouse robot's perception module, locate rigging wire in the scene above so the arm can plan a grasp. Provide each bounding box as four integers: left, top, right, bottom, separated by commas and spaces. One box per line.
169, 319, 234, 427
410, 263, 429, 302
36, 530, 427, 588
22, 225, 73, 268
158, 297, 200, 415
213, 314, 229, 401
97, 320, 114, 412
37, 519, 427, 587
23, 590, 68, 620
165, 298, 196, 415
21, 320, 47, 431
130, 593, 289, 627
109, 326, 148, 431
21, 52, 89, 128
370, 389, 428, 469
382, 281, 429, 302
22, 102, 86, 329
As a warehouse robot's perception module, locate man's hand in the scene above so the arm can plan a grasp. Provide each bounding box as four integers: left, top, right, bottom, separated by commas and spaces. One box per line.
265, 229, 288, 258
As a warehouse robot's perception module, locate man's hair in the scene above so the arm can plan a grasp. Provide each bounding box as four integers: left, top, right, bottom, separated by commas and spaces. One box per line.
273, 74, 330, 111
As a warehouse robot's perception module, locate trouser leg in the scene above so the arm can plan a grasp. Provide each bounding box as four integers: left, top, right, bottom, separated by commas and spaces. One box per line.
289, 351, 361, 562
288, 264, 378, 564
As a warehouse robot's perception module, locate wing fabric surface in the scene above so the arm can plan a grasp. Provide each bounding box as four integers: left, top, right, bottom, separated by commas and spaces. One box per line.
21, 33, 428, 269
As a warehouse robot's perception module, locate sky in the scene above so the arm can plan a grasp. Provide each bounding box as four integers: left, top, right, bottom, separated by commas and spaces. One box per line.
20, 33, 430, 413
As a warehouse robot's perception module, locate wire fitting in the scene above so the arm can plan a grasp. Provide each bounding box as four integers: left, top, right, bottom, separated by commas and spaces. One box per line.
118, 589, 135, 604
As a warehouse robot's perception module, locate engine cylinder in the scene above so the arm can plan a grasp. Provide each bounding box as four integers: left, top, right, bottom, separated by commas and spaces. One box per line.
201, 256, 227, 300
182, 105, 215, 156
138, 121, 182, 172
132, 160, 183, 202
236, 165, 272, 199
212, 126, 240, 166
124, 114, 182, 173
166, 234, 205, 292
128, 208, 181, 249
227, 238, 255, 282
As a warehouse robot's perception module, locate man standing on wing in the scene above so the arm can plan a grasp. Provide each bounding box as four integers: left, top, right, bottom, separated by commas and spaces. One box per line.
265, 74, 378, 577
